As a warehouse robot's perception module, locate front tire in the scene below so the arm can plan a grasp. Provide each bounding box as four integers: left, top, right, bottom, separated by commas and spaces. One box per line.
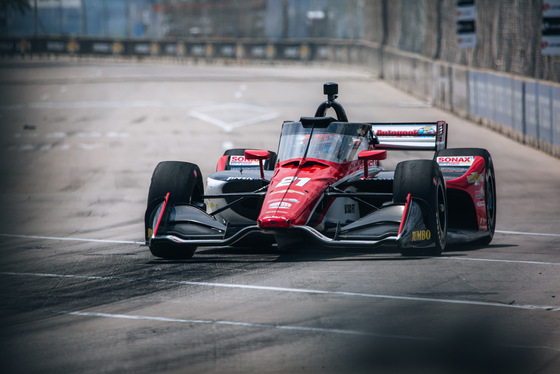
145, 161, 204, 259
394, 160, 447, 256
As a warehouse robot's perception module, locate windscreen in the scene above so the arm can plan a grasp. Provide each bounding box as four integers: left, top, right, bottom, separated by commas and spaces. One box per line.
277, 121, 370, 164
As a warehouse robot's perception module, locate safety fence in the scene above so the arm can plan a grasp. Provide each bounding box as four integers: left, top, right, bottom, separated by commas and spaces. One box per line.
379, 47, 560, 157
1, 36, 558, 157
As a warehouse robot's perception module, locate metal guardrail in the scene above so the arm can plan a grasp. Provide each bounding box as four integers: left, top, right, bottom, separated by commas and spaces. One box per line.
1, 36, 558, 158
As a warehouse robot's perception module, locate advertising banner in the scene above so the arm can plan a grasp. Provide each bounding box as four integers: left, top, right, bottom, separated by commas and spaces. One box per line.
542, 0, 560, 55
457, 0, 477, 48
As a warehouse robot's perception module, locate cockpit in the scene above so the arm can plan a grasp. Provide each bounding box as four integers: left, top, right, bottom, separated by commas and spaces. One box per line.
277, 120, 371, 164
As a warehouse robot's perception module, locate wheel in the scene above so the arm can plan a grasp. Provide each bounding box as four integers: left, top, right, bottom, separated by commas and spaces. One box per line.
223, 148, 277, 170
394, 160, 447, 256
145, 161, 204, 259
436, 148, 496, 245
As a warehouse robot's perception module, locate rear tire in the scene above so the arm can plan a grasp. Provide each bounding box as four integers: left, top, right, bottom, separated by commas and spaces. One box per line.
394, 160, 447, 256
436, 148, 496, 245
145, 161, 204, 259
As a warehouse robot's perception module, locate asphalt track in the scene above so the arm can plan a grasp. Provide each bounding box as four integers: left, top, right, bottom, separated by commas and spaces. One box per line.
0, 59, 559, 373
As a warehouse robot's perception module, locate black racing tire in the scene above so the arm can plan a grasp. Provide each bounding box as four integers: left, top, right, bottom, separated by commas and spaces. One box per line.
394, 160, 447, 256
435, 148, 496, 245
223, 148, 277, 170
145, 161, 204, 259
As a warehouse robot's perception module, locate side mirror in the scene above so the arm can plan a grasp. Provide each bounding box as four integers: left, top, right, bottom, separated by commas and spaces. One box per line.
245, 150, 270, 179
358, 150, 387, 178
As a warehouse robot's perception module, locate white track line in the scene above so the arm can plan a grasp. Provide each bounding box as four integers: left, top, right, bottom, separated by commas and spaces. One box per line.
2, 271, 559, 312
438, 257, 560, 266
1, 232, 560, 267
496, 230, 560, 238
2, 229, 559, 246
55, 310, 410, 339
50, 310, 560, 352
0, 233, 144, 245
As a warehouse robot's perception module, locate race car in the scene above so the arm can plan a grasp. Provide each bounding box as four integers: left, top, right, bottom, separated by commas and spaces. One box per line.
145, 82, 496, 259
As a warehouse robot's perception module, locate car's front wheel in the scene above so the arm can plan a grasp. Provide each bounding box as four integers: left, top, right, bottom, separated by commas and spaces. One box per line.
145, 161, 204, 259
394, 160, 447, 256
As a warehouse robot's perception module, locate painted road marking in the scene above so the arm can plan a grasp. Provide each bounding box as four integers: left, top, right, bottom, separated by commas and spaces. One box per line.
2, 232, 560, 267
496, 230, 560, 238
56, 310, 377, 338
0, 233, 144, 245
48, 310, 560, 352
189, 103, 279, 132
2, 271, 559, 312
438, 257, 560, 266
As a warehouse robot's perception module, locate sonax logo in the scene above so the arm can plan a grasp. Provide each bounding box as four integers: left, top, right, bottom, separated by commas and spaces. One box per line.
437, 156, 475, 166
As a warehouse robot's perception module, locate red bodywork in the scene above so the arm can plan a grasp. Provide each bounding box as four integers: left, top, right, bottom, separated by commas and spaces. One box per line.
443, 156, 489, 231
258, 159, 360, 228
146, 83, 495, 258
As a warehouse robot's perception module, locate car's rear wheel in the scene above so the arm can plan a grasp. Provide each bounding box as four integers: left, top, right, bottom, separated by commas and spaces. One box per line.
145, 161, 204, 259
436, 148, 496, 245
394, 160, 447, 256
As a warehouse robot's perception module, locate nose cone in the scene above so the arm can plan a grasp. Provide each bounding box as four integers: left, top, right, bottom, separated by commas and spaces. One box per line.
258, 160, 340, 229
259, 216, 292, 229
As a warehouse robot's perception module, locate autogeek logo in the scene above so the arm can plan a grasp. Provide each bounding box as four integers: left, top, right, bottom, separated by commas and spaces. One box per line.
376, 126, 435, 137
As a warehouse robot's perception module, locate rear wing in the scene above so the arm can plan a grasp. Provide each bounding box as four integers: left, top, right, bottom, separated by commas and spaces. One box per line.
369, 121, 448, 151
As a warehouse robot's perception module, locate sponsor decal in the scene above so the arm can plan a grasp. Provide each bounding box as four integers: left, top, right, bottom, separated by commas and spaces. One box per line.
441, 167, 469, 173
269, 201, 292, 209
270, 189, 306, 195
475, 188, 484, 199
344, 204, 356, 214
437, 156, 475, 166
230, 156, 260, 166
277, 176, 311, 187
477, 201, 485, 207
112, 42, 124, 54
67, 40, 79, 53
467, 172, 483, 186
376, 126, 436, 137
226, 176, 260, 181
412, 230, 432, 242
419, 126, 436, 135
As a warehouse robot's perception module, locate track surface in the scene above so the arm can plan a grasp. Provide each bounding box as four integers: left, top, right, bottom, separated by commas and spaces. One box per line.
1, 60, 559, 373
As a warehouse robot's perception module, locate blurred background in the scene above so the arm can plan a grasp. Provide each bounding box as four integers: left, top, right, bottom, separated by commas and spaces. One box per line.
1, 0, 559, 81
3, 1, 559, 157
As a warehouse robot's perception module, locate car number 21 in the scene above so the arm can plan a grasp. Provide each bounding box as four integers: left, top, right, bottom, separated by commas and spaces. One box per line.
277, 177, 311, 187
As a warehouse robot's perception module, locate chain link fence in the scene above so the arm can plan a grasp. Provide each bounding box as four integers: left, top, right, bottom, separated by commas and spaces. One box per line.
2, 0, 558, 82
363, 0, 559, 82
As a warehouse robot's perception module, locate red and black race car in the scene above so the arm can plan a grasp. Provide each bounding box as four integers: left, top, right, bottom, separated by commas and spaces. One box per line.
145, 83, 496, 259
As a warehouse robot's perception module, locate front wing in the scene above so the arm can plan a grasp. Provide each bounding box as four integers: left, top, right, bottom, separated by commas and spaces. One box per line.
148, 195, 441, 252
